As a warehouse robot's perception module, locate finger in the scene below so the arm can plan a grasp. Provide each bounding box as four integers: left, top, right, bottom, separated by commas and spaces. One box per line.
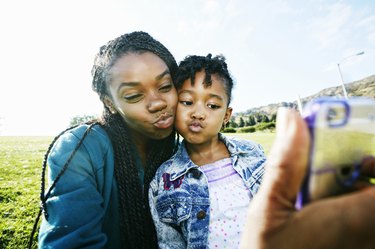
351, 157, 375, 189
260, 107, 310, 209
360, 156, 375, 177
288, 186, 375, 249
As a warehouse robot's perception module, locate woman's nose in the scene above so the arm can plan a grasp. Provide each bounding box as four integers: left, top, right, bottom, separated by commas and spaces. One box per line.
147, 93, 167, 113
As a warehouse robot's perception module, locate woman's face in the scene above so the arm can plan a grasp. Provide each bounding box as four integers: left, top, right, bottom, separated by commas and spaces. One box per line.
105, 52, 177, 141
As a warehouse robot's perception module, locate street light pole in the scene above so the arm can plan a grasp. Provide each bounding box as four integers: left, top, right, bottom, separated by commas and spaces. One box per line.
337, 51, 365, 99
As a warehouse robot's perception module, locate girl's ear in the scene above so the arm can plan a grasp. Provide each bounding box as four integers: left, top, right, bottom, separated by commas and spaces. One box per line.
223, 107, 233, 126
104, 96, 117, 114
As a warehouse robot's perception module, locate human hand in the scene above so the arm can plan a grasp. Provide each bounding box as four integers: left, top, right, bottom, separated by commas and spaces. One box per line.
240, 108, 375, 249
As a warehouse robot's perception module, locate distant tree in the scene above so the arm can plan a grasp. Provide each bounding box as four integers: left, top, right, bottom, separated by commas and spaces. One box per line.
255, 113, 263, 123
247, 115, 256, 126
238, 117, 245, 127
270, 113, 277, 122
263, 115, 270, 123
229, 117, 238, 128
70, 114, 97, 126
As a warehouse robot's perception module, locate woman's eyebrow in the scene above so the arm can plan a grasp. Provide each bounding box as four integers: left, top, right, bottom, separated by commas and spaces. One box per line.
117, 81, 139, 92
155, 69, 171, 80
116, 70, 171, 92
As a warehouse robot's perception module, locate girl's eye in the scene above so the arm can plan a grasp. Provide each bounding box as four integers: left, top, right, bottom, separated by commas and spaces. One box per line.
159, 83, 173, 93
180, 100, 193, 106
208, 104, 220, 109
124, 94, 143, 103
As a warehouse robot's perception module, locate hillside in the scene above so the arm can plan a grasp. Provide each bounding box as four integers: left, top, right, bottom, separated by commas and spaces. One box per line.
237, 75, 375, 116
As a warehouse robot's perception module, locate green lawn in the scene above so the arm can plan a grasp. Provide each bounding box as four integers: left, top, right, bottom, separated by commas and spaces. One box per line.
0, 133, 275, 248
0, 136, 53, 249
224, 131, 275, 154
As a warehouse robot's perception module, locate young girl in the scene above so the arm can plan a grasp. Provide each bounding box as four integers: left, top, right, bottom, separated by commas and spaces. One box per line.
149, 54, 266, 248
36, 31, 179, 249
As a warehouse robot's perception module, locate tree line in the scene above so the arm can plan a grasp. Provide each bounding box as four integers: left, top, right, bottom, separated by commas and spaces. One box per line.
223, 112, 277, 133
69, 112, 277, 134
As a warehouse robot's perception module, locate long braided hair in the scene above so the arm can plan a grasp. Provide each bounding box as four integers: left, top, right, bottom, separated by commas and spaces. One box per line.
32, 32, 178, 249
91, 31, 178, 249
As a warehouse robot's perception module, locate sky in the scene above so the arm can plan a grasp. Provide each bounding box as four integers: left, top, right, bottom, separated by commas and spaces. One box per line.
0, 0, 374, 136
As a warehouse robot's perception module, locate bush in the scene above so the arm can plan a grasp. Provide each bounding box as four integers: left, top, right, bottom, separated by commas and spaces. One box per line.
222, 127, 237, 133
256, 122, 275, 131
238, 126, 256, 133
69, 114, 98, 126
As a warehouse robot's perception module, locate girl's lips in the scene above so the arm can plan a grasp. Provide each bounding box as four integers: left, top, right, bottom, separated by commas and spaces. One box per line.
153, 115, 174, 129
188, 121, 203, 132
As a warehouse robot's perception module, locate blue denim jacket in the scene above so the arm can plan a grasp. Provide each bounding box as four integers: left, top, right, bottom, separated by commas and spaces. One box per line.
149, 134, 266, 249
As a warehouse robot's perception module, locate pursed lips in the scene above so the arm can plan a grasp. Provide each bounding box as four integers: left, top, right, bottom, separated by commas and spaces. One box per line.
153, 113, 174, 129
188, 120, 204, 132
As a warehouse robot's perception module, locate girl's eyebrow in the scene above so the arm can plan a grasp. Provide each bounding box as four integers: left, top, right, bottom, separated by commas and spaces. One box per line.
208, 93, 224, 101
178, 90, 224, 101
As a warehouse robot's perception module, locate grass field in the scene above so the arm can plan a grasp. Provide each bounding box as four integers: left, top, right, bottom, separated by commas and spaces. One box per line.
0, 133, 275, 248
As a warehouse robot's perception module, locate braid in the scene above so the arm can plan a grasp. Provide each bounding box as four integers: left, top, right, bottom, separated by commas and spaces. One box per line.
29, 120, 98, 248
91, 31, 178, 248
100, 112, 143, 247
175, 53, 235, 105
100, 110, 177, 249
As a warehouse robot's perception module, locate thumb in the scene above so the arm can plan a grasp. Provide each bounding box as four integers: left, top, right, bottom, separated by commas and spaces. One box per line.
260, 107, 310, 210
240, 108, 311, 249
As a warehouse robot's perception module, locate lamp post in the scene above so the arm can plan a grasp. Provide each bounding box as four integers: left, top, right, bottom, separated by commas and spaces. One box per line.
337, 51, 364, 99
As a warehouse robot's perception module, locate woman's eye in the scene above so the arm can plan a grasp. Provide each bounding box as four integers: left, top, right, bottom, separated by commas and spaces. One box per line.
160, 83, 173, 92
124, 94, 143, 103
208, 104, 220, 109
180, 100, 193, 106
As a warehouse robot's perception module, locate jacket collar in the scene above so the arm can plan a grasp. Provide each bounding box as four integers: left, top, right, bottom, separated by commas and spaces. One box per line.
168, 133, 247, 181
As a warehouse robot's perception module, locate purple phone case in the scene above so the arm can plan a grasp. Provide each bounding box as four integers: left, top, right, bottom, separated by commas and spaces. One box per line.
295, 97, 371, 209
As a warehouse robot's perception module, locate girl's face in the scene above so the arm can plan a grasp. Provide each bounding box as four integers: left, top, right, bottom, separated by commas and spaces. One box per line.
105, 52, 177, 141
175, 71, 232, 145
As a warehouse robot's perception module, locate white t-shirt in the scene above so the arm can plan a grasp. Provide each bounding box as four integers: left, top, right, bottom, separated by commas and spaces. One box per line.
200, 158, 252, 249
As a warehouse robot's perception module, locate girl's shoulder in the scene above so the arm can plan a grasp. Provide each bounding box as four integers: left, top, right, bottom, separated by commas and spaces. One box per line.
221, 134, 264, 152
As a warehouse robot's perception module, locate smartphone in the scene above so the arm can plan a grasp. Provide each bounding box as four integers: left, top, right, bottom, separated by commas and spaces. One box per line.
296, 97, 375, 208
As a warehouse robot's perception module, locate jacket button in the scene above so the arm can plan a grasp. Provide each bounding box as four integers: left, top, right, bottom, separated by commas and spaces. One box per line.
191, 169, 202, 179
196, 210, 206, 220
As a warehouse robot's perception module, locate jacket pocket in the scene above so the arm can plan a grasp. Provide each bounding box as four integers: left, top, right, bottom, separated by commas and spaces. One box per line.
156, 191, 192, 225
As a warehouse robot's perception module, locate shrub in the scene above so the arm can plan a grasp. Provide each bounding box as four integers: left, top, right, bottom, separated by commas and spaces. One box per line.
222, 127, 237, 133
256, 122, 275, 131
238, 126, 256, 133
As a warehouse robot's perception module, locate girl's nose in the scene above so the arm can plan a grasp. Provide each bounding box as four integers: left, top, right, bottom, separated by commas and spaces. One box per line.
191, 108, 205, 120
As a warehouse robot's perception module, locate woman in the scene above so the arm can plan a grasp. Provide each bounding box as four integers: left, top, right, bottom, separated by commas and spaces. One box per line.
37, 31, 179, 249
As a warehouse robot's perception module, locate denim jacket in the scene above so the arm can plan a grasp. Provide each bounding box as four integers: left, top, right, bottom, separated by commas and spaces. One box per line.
149, 134, 266, 249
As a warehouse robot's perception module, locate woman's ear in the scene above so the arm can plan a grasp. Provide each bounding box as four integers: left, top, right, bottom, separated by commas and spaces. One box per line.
104, 96, 117, 114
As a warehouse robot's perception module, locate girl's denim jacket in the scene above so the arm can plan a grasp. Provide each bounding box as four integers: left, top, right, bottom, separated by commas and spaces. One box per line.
149, 134, 266, 249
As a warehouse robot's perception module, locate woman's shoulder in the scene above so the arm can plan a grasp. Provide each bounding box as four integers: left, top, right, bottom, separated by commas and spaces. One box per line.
50, 123, 112, 158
